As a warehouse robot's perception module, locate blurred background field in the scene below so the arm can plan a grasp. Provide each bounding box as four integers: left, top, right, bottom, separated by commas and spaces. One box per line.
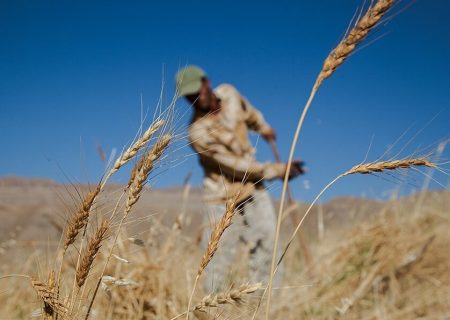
0, 177, 448, 319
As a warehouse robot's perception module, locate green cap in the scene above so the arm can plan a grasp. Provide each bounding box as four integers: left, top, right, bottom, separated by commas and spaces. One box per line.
175, 65, 207, 96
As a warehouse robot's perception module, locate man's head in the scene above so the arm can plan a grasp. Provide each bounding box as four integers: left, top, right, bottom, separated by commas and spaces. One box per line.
175, 65, 219, 113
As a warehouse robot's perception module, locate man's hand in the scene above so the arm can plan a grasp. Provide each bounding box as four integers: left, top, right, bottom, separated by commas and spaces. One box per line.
287, 160, 305, 180
263, 160, 306, 181
261, 127, 276, 142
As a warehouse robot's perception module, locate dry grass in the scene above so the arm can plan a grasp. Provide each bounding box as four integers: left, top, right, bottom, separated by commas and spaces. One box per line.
275, 204, 450, 319
277, 157, 438, 271
2, 189, 447, 319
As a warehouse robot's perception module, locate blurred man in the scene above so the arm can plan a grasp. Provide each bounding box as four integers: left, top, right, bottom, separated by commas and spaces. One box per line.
176, 65, 304, 290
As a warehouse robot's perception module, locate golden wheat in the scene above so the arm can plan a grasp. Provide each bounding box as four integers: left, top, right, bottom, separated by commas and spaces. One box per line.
197, 196, 240, 277
125, 134, 172, 216
32, 279, 70, 320
83, 134, 172, 319
110, 119, 165, 175
76, 220, 109, 288
194, 283, 261, 311
267, 2, 398, 317
345, 158, 435, 175
315, 0, 395, 88
64, 184, 101, 250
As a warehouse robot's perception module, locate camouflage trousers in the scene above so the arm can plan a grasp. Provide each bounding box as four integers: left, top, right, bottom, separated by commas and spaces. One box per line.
201, 189, 283, 292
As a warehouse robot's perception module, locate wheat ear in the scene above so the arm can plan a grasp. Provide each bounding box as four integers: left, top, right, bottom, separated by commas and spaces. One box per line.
198, 197, 239, 276
195, 283, 261, 311
345, 158, 435, 175
64, 185, 101, 250
185, 194, 241, 320
265, 1, 397, 318
76, 220, 109, 288
109, 119, 164, 176
43, 271, 56, 320
126, 156, 144, 189
316, 0, 395, 89
32, 279, 70, 320
125, 134, 172, 216
169, 283, 261, 320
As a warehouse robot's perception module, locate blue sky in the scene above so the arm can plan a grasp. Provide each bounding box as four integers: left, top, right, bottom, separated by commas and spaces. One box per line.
1, 1, 449, 202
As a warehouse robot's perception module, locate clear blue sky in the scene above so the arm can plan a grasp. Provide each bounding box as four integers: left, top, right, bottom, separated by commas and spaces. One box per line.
1, 1, 449, 202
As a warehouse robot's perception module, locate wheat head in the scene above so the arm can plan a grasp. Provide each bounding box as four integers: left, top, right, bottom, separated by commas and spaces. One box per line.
76, 220, 109, 288
345, 158, 435, 175
316, 0, 395, 88
64, 184, 101, 250
198, 195, 240, 277
125, 134, 171, 216
194, 283, 262, 311
32, 279, 70, 320
110, 119, 165, 175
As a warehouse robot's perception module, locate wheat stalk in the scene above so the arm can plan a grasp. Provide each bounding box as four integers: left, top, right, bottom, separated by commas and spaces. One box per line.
185, 193, 241, 320
76, 220, 109, 288
197, 196, 239, 276
32, 279, 70, 320
266, 1, 397, 318
254, 157, 435, 320
57, 184, 101, 320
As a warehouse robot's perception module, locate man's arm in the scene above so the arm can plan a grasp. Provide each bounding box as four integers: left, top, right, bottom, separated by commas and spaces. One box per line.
240, 95, 276, 141
240, 96, 271, 133
189, 124, 285, 181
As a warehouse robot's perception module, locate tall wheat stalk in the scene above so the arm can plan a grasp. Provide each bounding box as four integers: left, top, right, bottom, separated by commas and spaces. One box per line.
265, 1, 396, 318
57, 119, 165, 312
185, 193, 240, 320
252, 157, 434, 319
84, 133, 172, 319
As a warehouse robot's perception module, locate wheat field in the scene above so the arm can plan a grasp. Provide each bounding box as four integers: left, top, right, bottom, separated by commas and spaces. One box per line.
0, 0, 449, 319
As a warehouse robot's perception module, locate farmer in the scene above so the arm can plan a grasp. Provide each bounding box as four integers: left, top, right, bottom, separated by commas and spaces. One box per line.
176, 65, 304, 291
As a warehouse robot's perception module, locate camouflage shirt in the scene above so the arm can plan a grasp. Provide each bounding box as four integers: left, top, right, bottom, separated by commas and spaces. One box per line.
189, 84, 285, 203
